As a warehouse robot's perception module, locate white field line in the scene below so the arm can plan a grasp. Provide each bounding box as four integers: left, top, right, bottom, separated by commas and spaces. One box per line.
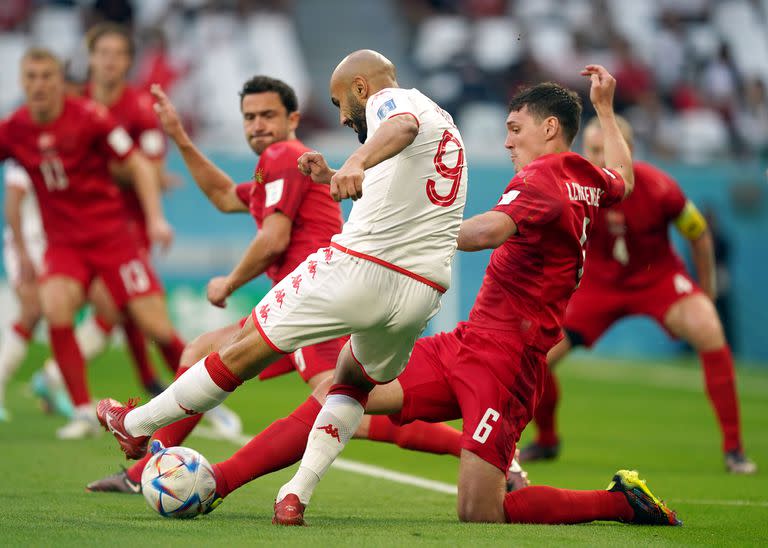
193, 427, 767, 508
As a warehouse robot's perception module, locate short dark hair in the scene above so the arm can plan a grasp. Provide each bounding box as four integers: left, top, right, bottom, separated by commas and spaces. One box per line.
508, 82, 583, 145
85, 22, 134, 57
239, 76, 298, 113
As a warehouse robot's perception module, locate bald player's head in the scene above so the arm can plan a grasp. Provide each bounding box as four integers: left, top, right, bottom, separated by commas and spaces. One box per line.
582, 114, 634, 168
329, 49, 398, 143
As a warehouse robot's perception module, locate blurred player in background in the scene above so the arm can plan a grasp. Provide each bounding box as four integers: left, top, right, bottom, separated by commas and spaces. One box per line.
0, 48, 178, 439
267, 66, 682, 527
87, 73, 472, 493
520, 116, 757, 474
0, 161, 64, 420
41, 23, 181, 398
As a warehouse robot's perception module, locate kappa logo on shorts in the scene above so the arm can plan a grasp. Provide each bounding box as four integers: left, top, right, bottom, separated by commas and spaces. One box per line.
324, 247, 333, 263
292, 274, 302, 293
307, 260, 318, 279
275, 289, 286, 308
316, 424, 341, 443
259, 304, 270, 322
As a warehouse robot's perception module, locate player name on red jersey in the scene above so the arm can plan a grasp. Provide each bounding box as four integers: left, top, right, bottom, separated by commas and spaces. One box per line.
565, 181, 604, 206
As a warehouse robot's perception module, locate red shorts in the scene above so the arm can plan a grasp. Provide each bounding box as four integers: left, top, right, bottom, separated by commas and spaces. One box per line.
40, 234, 163, 309
564, 269, 703, 347
391, 322, 546, 472
238, 314, 345, 383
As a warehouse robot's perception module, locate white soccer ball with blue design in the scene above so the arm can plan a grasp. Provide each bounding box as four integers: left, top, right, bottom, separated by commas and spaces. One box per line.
141, 445, 216, 518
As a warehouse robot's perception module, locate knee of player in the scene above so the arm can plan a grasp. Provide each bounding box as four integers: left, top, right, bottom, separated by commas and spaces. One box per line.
680, 310, 725, 349
309, 376, 334, 404
456, 499, 504, 523
179, 335, 208, 367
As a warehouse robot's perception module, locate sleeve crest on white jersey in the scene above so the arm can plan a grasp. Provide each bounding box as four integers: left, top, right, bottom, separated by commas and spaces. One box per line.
376, 98, 397, 120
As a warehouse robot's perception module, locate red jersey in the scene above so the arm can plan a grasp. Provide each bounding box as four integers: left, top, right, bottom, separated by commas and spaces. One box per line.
468, 152, 625, 351
234, 139, 343, 284
0, 96, 136, 246
579, 161, 687, 289
85, 84, 165, 246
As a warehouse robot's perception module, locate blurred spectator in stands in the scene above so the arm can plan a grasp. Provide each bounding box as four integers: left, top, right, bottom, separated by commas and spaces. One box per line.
735, 78, 768, 160
700, 42, 740, 121
611, 35, 654, 111
86, 0, 134, 28
652, 10, 687, 96
0, 0, 32, 30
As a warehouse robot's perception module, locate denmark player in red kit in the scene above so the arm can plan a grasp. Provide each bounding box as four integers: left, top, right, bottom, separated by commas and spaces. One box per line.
42, 24, 184, 398
87, 75, 464, 493
0, 49, 175, 437
521, 116, 756, 474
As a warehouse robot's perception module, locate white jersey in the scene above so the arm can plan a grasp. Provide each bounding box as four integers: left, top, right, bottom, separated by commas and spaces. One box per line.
3, 160, 44, 246
332, 88, 468, 290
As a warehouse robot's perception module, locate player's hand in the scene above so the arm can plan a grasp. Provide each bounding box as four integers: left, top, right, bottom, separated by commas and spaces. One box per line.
207, 276, 233, 308
148, 216, 174, 252
581, 64, 616, 113
151, 84, 186, 143
330, 160, 365, 201
297, 151, 334, 184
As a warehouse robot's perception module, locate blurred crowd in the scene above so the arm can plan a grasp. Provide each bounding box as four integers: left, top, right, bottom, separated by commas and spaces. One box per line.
1, 0, 767, 162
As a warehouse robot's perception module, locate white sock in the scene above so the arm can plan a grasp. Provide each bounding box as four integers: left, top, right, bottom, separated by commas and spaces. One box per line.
76, 316, 110, 360
277, 394, 364, 505
124, 357, 230, 437
74, 403, 95, 421
0, 326, 29, 406
43, 358, 65, 387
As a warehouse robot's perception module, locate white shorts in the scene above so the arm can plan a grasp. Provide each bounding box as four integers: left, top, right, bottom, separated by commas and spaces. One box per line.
253, 244, 443, 383
3, 228, 45, 287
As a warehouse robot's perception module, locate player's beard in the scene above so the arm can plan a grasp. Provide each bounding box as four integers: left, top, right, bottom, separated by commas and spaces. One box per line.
348, 100, 368, 144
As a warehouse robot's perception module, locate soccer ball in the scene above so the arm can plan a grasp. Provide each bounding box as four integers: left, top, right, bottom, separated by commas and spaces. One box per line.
141, 445, 217, 518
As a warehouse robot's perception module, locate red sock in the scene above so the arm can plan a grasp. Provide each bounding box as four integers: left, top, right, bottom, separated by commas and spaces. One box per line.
49, 326, 90, 406
94, 315, 114, 335
158, 333, 186, 374
534, 367, 560, 447
213, 396, 322, 498
367, 416, 461, 456
12, 322, 33, 340
700, 346, 742, 453
122, 318, 160, 387
503, 486, 632, 524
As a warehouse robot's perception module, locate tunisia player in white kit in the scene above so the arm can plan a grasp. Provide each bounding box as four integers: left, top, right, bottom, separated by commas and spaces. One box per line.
98, 49, 468, 474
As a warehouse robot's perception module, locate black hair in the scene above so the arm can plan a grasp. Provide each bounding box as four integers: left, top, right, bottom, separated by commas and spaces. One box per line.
508, 82, 583, 145
239, 75, 298, 113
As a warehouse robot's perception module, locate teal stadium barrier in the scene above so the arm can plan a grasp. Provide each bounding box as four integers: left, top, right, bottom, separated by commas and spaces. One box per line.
2, 152, 766, 363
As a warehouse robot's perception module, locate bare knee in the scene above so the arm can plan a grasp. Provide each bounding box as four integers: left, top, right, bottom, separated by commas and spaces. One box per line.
457, 499, 505, 523
309, 375, 334, 404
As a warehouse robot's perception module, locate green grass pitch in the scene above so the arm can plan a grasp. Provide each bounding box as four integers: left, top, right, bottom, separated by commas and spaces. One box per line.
1, 345, 766, 546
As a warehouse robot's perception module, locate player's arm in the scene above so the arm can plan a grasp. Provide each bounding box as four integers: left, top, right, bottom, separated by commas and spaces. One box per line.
330, 115, 419, 201
675, 201, 716, 299
4, 185, 36, 283
207, 213, 292, 307
123, 151, 174, 250
582, 65, 634, 198
457, 211, 518, 251
151, 84, 246, 213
